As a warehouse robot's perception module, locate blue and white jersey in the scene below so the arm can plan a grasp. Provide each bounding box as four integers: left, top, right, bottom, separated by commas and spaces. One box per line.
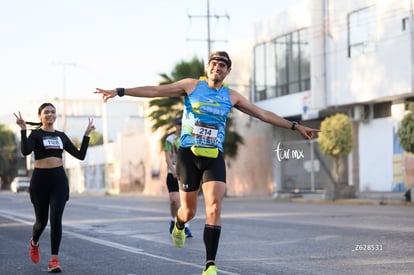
180, 80, 233, 152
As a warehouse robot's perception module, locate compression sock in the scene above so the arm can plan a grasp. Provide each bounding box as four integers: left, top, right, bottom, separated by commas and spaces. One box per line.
203, 224, 221, 263
176, 217, 185, 230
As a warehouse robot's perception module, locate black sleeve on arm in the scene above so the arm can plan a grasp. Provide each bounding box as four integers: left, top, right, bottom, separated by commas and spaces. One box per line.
64, 135, 90, 160
20, 130, 35, 156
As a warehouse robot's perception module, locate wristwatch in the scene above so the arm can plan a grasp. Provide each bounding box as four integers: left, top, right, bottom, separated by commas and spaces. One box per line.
291, 121, 298, 130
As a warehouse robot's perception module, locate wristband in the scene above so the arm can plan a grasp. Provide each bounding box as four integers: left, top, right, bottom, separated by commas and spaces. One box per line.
291, 121, 298, 130
116, 87, 125, 97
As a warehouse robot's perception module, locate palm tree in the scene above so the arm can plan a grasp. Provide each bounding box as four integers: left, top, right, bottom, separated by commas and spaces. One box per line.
148, 57, 204, 136
148, 56, 243, 159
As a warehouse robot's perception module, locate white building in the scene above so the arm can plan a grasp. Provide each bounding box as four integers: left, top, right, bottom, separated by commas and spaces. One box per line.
227, 0, 413, 194
59, 98, 166, 195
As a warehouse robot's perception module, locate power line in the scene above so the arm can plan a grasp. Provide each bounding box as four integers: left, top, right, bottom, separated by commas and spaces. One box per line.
187, 0, 230, 57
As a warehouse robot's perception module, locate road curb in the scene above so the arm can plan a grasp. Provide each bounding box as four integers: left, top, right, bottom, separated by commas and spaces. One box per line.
281, 197, 414, 206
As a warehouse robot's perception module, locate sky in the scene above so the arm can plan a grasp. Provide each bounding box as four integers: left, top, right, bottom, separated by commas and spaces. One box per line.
0, 0, 299, 120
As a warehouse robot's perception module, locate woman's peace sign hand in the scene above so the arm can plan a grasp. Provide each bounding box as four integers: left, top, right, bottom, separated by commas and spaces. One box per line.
13, 111, 26, 130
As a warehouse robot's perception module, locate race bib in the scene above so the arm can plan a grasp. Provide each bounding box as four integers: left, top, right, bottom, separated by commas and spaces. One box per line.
192, 122, 218, 147
43, 136, 63, 149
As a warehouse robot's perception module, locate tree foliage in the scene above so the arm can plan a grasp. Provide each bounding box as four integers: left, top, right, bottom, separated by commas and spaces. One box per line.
0, 124, 18, 185
71, 130, 103, 148
318, 113, 353, 158
148, 57, 205, 137
89, 131, 104, 146
223, 111, 244, 159
397, 102, 414, 153
148, 56, 244, 159
318, 113, 353, 184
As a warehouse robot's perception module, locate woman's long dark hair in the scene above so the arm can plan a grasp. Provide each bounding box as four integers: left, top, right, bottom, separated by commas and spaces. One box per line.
26, 103, 56, 129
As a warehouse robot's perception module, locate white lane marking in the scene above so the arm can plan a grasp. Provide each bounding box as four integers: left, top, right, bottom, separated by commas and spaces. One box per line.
0, 210, 241, 275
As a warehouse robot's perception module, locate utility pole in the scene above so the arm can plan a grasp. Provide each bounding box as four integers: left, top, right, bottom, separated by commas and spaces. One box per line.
54, 62, 77, 132
187, 0, 229, 57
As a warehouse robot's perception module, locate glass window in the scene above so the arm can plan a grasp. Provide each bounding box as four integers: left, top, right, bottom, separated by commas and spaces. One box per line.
348, 6, 377, 57
299, 29, 310, 90
254, 44, 266, 101
373, 102, 391, 118
275, 36, 288, 96
253, 28, 310, 100
288, 31, 300, 83
265, 42, 276, 98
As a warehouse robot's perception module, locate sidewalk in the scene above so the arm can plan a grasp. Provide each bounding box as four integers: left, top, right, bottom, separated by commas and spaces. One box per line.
276, 191, 414, 206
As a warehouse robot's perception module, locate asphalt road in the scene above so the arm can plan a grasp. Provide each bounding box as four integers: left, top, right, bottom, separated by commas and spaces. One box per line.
0, 191, 413, 275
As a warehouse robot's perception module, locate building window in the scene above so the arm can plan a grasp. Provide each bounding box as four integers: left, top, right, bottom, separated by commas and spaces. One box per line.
373, 102, 391, 118
402, 17, 409, 31
348, 6, 377, 57
253, 28, 310, 101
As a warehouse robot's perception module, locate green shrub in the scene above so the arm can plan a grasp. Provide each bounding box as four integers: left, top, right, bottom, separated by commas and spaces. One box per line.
397, 102, 414, 154
318, 113, 353, 184
318, 113, 353, 157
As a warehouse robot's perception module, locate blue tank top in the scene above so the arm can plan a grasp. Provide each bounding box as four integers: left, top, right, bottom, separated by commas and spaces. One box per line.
180, 80, 233, 152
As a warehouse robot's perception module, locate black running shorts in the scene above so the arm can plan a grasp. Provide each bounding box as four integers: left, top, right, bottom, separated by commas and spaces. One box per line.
166, 173, 179, 193
176, 147, 226, 192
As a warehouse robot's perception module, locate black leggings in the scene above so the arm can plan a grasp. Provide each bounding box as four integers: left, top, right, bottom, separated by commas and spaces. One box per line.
30, 166, 69, 255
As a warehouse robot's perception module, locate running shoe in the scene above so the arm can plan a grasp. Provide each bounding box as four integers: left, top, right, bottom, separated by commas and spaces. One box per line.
29, 238, 40, 263
185, 226, 193, 238
169, 220, 174, 234
47, 257, 62, 273
171, 219, 186, 248
202, 265, 218, 275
